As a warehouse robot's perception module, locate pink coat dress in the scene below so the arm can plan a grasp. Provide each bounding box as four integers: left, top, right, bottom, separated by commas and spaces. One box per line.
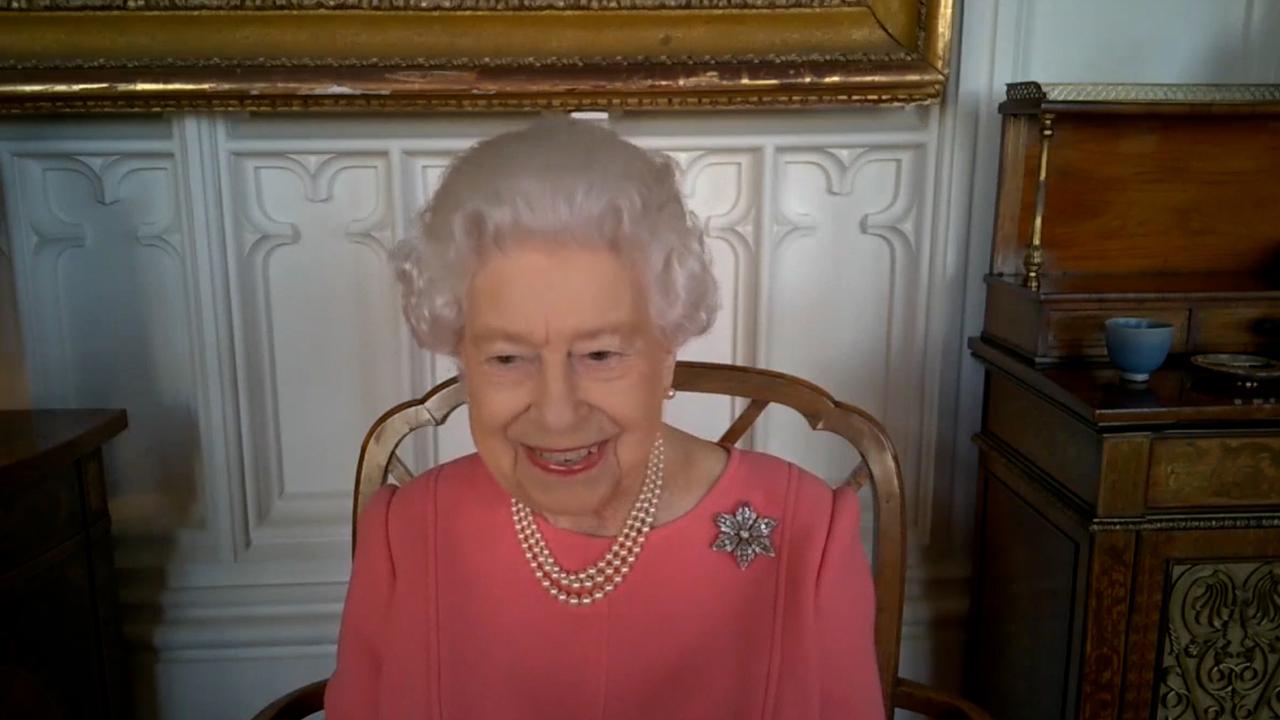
325, 446, 884, 719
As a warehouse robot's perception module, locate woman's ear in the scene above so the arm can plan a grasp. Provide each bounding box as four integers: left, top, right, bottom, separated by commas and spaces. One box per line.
661, 348, 677, 393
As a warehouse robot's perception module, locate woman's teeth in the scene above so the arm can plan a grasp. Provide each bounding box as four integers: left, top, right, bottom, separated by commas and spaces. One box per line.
535, 445, 597, 466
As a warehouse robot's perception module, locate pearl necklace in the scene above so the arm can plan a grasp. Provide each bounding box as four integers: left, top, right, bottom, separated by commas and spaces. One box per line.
511, 436, 665, 607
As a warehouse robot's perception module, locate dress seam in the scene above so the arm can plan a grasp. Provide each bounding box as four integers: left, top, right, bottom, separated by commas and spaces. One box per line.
758, 461, 797, 720
597, 599, 610, 719
430, 472, 444, 720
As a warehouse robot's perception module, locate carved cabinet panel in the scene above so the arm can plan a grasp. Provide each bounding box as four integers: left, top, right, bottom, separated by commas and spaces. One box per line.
1127, 533, 1280, 720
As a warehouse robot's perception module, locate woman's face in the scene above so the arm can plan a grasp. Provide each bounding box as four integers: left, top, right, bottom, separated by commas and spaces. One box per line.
459, 238, 675, 532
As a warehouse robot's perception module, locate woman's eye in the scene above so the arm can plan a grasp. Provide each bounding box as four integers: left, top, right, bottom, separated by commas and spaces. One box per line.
489, 354, 522, 366
584, 350, 619, 363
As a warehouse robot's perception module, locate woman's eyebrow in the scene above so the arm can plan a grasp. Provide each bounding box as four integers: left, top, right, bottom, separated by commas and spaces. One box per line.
572, 326, 631, 343
469, 327, 538, 346
470, 324, 633, 345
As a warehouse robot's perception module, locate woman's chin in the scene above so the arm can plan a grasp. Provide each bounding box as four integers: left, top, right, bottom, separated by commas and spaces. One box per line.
517, 470, 611, 512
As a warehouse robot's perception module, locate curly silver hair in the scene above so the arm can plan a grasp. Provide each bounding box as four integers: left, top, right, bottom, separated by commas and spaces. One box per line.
393, 117, 719, 355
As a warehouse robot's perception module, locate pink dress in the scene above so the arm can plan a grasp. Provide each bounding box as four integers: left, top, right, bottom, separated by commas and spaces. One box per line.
326, 446, 884, 719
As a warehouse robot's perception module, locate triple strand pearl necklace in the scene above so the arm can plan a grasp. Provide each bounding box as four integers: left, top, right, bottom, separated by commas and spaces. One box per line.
511, 436, 665, 607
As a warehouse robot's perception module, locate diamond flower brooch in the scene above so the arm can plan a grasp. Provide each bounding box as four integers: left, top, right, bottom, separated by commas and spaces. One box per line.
712, 503, 778, 570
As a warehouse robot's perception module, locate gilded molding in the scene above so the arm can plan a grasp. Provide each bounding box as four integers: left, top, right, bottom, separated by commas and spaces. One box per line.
5, 0, 867, 7
0, 0, 952, 111
1092, 516, 1280, 533
1005, 81, 1047, 102
1007, 81, 1280, 105
0, 52, 917, 70
0, 89, 939, 114
1021, 112, 1053, 290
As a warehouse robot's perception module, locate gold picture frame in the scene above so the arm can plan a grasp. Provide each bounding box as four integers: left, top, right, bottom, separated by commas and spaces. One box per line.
0, 0, 954, 113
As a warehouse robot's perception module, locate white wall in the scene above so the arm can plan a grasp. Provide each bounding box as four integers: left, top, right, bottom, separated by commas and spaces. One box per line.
0, 1, 1275, 717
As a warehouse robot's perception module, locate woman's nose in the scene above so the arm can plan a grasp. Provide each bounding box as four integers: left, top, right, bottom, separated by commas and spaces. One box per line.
533, 360, 584, 431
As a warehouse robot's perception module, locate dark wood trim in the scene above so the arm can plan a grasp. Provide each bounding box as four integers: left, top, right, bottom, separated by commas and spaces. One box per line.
0, 410, 127, 482
1078, 531, 1136, 720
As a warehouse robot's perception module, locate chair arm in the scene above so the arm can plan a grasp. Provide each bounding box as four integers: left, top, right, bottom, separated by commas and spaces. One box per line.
251, 679, 328, 720
892, 677, 992, 720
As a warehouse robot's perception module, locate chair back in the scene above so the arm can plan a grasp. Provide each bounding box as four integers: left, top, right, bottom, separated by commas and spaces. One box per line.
352, 360, 907, 705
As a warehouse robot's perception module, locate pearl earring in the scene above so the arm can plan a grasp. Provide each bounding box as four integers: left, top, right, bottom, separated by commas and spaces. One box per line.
664, 387, 676, 400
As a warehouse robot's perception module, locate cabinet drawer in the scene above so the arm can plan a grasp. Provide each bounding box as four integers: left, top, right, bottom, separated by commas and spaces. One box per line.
0, 466, 84, 571
1189, 306, 1280, 353
1046, 309, 1188, 358
1147, 436, 1280, 509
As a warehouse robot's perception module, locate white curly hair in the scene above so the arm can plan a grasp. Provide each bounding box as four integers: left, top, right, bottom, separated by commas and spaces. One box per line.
393, 116, 719, 356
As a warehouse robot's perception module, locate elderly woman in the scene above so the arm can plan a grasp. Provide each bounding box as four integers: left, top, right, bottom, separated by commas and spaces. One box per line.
325, 118, 883, 718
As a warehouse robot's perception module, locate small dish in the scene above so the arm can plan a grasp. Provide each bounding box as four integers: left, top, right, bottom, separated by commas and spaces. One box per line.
1190, 354, 1280, 387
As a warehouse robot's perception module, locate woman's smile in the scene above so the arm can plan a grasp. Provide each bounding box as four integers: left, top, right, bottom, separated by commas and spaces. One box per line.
523, 439, 610, 476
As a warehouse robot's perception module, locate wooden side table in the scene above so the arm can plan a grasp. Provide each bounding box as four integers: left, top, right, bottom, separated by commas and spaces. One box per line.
967, 338, 1280, 720
0, 409, 131, 719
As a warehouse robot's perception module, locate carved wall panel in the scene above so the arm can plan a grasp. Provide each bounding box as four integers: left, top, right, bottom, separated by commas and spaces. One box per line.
225, 151, 404, 546
7, 152, 204, 537
766, 145, 926, 509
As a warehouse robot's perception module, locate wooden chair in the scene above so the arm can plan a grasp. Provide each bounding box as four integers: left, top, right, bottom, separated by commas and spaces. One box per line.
253, 361, 989, 720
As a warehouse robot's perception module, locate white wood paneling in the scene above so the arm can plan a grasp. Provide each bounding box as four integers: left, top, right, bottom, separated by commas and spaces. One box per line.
7, 149, 208, 537
227, 150, 402, 546
0, 194, 25, 406
765, 142, 930, 524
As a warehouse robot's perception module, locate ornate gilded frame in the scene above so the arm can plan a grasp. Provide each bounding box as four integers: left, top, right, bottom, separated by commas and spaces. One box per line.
0, 0, 954, 113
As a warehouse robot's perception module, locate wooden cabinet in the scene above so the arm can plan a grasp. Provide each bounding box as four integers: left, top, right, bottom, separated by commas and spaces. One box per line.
980, 82, 1280, 366
0, 410, 131, 719
969, 82, 1280, 719
968, 339, 1280, 720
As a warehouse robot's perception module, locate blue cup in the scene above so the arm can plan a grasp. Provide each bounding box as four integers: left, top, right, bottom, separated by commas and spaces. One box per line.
1105, 317, 1175, 382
